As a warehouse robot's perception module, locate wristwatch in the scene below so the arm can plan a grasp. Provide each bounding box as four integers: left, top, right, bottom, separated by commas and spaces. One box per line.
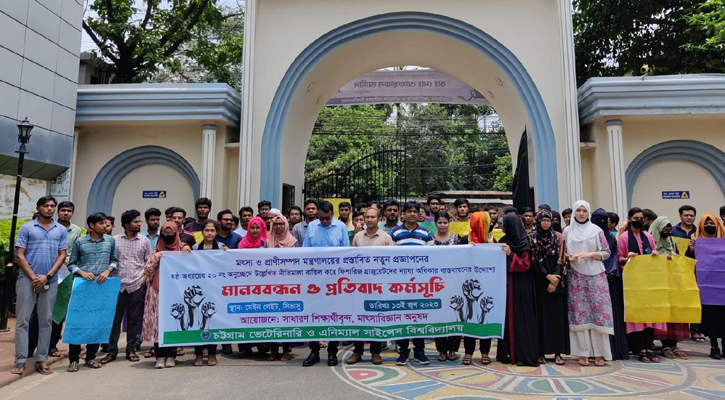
46, 273, 53, 281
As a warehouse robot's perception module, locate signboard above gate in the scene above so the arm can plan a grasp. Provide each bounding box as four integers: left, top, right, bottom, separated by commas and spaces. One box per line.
327, 69, 490, 106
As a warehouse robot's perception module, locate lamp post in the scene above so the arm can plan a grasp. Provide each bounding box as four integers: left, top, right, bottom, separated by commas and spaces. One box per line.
0, 118, 33, 331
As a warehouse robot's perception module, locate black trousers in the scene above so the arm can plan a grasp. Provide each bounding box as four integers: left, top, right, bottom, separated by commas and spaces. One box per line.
108, 288, 145, 357
154, 343, 176, 359
627, 328, 654, 353
310, 341, 338, 354
396, 338, 425, 353
463, 338, 492, 355
28, 309, 63, 356
194, 345, 217, 355
662, 339, 678, 348
353, 341, 383, 355
270, 343, 291, 353
69, 344, 100, 363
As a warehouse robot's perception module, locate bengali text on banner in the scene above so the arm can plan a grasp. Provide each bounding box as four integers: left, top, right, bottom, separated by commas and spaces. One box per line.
159, 245, 506, 346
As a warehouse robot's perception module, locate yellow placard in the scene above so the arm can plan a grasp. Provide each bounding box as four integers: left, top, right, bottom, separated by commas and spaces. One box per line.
449, 221, 472, 237
492, 228, 505, 242
323, 198, 352, 219
623, 255, 701, 323
673, 237, 690, 257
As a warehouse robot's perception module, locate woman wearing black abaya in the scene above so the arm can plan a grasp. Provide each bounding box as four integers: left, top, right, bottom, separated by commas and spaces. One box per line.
530, 210, 570, 365
496, 213, 540, 366
592, 209, 629, 360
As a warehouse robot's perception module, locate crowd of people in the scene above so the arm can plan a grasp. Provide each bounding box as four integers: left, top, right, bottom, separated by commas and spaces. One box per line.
10, 194, 725, 374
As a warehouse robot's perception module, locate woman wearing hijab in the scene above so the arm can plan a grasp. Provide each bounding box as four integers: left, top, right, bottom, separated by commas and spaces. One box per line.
143, 222, 191, 369
238, 216, 267, 249
565, 200, 613, 367
530, 210, 569, 365
689, 214, 725, 359
265, 215, 296, 361
462, 212, 495, 365
496, 213, 540, 366
649, 216, 689, 359
617, 207, 663, 363
267, 215, 298, 249
591, 208, 628, 360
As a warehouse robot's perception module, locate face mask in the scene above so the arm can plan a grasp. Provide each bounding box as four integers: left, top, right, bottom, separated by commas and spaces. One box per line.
660, 231, 671, 239
162, 234, 175, 244
631, 220, 644, 230
704, 226, 717, 235
576, 218, 589, 224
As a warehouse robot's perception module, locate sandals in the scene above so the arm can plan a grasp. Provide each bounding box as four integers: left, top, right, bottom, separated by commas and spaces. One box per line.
67, 362, 79, 373
437, 352, 447, 362
538, 357, 547, 365
194, 356, 204, 367
673, 348, 689, 359
208, 355, 218, 366
49, 348, 62, 358
662, 347, 676, 359
85, 359, 103, 369
692, 333, 706, 343
144, 348, 155, 358
10, 363, 25, 375
646, 351, 660, 363
176, 347, 186, 356
481, 355, 492, 365
280, 352, 291, 362
462, 354, 472, 365
100, 354, 115, 364
267, 353, 279, 362
447, 351, 459, 361
578, 357, 590, 366
594, 358, 606, 367
555, 355, 565, 365
638, 352, 651, 363
35, 362, 54, 375
126, 352, 140, 362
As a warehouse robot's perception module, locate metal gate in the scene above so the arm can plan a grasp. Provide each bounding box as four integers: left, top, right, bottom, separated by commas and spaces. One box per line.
303, 148, 407, 204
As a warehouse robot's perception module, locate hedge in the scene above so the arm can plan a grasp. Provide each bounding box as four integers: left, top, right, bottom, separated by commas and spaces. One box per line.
0, 219, 28, 274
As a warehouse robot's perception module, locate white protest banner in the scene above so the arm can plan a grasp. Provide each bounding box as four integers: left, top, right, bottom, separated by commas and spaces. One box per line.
327, 69, 490, 106
159, 245, 505, 346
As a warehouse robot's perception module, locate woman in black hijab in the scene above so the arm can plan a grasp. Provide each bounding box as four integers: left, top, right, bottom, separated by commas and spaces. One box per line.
496, 213, 540, 366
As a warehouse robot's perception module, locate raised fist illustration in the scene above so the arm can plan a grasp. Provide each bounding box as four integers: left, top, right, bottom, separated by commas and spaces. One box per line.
184, 285, 205, 309
170, 303, 186, 331
201, 302, 216, 319
481, 296, 495, 314
462, 279, 483, 301
450, 295, 464, 311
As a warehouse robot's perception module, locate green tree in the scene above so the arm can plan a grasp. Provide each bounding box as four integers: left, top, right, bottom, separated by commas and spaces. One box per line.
688, 0, 725, 50
83, 0, 227, 83
573, 0, 725, 86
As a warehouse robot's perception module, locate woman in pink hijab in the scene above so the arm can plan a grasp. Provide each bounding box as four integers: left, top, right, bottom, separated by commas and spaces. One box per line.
267, 215, 298, 248
238, 216, 267, 249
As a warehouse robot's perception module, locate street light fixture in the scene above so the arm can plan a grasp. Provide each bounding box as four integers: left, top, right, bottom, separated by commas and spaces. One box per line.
0, 118, 33, 331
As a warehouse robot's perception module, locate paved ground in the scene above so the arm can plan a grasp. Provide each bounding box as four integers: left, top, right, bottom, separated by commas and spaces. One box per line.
2, 338, 725, 399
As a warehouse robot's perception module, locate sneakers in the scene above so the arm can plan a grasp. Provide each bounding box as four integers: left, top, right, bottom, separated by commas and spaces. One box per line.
346, 353, 361, 365
165, 358, 176, 368
413, 351, 430, 365
396, 350, 409, 365
371, 353, 383, 365
303, 353, 320, 367
155, 357, 166, 369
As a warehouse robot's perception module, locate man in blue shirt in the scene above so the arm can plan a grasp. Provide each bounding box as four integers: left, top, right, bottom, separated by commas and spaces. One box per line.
142, 208, 161, 249
12, 196, 68, 376
302, 201, 348, 367
66, 212, 119, 372
216, 209, 242, 248
672, 205, 697, 239
391, 201, 433, 366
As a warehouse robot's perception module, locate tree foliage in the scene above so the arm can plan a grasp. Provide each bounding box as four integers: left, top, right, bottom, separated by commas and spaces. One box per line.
83, 0, 238, 83
688, 0, 725, 50
573, 0, 725, 86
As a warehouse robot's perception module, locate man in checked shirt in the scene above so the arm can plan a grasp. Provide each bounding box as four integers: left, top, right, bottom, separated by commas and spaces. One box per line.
102, 209, 151, 364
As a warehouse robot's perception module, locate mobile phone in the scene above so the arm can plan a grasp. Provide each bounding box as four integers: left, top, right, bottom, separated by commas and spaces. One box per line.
44, 284, 50, 291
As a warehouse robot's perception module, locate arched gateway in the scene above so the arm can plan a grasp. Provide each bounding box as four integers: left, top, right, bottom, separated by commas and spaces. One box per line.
237, 1, 583, 209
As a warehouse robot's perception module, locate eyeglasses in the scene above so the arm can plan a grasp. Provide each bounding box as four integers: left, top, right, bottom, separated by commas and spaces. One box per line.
318, 216, 332, 222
